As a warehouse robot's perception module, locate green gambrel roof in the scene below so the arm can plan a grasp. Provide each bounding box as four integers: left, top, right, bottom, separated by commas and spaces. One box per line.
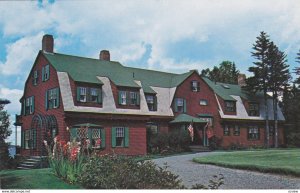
201, 77, 262, 101
43, 52, 195, 91
170, 113, 207, 124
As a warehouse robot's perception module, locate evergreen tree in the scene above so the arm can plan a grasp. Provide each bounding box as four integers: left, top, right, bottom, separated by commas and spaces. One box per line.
295, 49, 300, 84
245, 31, 271, 148
201, 61, 240, 84
0, 100, 11, 143
267, 42, 290, 147
0, 99, 11, 169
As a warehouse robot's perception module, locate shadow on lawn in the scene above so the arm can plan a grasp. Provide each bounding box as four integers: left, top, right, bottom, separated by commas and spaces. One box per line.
0, 174, 22, 189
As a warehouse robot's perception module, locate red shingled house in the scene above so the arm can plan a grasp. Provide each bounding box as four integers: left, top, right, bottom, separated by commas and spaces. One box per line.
19, 35, 285, 156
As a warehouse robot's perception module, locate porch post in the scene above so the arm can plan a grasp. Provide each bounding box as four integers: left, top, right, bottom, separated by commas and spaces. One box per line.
203, 126, 206, 146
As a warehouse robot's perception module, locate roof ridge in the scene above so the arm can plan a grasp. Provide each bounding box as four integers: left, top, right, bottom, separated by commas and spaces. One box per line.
42, 51, 122, 65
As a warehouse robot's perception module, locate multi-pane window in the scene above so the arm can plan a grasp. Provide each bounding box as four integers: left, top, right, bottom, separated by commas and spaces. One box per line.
130, 92, 139, 105
200, 99, 208, 106
248, 126, 260, 140
24, 96, 34, 115
234, 125, 240, 136
118, 91, 139, 106
32, 70, 38, 85
116, 127, 125, 147
79, 87, 87, 102
42, 64, 50, 82
146, 123, 159, 135
112, 127, 129, 148
225, 101, 235, 112
24, 130, 30, 149
223, 125, 230, 136
146, 95, 157, 111
76, 87, 102, 104
249, 102, 260, 116
191, 81, 200, 92
46, 88, 59, 110
90, 88, 98, 103
174, 98, 186, 113
120, 91, 127, 105
70, 127, 104, 149
23, 129, 36, 149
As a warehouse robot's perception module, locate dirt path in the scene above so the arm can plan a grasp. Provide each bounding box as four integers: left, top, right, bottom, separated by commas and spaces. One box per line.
152, 152, 300, 189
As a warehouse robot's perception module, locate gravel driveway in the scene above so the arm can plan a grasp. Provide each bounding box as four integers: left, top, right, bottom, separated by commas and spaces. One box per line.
152, 152, 300, 189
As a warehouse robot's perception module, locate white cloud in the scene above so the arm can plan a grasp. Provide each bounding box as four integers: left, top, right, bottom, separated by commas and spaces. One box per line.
0, 32, 44, 75
0, 0, 300, 74
0, 85, 23, 114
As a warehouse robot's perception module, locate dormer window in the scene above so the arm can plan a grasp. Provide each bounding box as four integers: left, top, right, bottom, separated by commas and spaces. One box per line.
249, 102, 259, 116
119, 91, 127, 105
79, 87, 87, 102
191, 81, 200, 92
130, 92, 139, 105
145, 94, 157, 111
225, 101, 235, 112
118, 91, 139, 106
76, 87, 102, 104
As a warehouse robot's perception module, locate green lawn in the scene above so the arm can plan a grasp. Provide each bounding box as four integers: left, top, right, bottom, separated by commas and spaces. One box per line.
193, 149, 300, 177
0, 168, 81, 189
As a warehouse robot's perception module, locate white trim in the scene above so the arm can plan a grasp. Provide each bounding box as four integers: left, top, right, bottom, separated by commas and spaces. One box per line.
57, 72, 174, 116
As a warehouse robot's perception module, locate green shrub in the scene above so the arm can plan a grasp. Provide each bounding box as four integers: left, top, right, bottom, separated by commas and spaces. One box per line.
148, 132, 169, 154
209, 136, 222, 150
286, 132, 300, 147
79, 155, 184, 189
147, 130, 191, 154
168, 130, 190, 151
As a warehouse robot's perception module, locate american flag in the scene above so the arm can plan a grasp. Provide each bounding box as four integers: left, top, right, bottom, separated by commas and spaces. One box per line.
188, 123, 194, 142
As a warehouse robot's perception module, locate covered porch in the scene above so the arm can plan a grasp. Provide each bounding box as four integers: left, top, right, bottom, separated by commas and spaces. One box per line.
169, 113, 209, 147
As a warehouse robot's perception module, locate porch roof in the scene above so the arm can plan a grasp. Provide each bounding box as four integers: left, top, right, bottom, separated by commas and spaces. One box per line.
73, 123, 102, 127
170, 113, 207, 124
198, 113, 214, 117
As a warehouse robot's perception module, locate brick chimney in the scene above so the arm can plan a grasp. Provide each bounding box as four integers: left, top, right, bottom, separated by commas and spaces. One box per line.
99, 50, 110, 61
42, 34, 54, 53
238, 73, 246, 86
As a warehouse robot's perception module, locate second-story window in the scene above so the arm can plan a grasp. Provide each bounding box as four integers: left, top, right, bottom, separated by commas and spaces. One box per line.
225, 101, 235, 112
42, 64, 50, 82
119, 91, 127, 105
32, 70, 38, 86
46, 88, 60, 110
146, 95, 157, 111
191, 81, 200, 92
24, 96, 34, 115
118, 91, 139, 106
174, 98, 186, 113
130, 92, 140, 105
249, 102, 259, 116
76, 87, 102, 104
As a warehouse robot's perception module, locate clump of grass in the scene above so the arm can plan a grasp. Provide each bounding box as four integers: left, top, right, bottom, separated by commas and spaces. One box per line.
193, 149, 300, 177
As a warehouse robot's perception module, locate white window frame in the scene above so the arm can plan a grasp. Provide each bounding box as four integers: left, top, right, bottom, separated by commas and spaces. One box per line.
90, 88, 98, 103
192, 81, 199, 92
200, 99, 208, 106
116, 127, 125, 147
79, 87, 87, 102
120, 91, 127, 105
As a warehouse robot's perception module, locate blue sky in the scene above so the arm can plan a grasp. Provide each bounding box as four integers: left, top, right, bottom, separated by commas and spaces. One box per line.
0, 0, 300, 144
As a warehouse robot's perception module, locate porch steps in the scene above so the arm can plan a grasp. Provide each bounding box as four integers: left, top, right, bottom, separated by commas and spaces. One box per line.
17, 156, 48, 170
189, 145, 211, 152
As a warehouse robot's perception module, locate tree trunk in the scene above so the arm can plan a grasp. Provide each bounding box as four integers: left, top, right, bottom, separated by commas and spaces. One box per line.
274, 92, 278, 148
264, 92, 270, 148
